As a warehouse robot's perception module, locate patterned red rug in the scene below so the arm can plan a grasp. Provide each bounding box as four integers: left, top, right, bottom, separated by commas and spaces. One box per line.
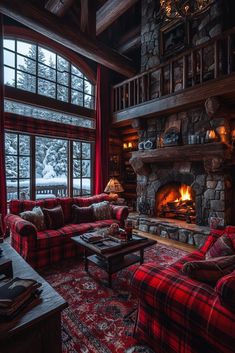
41, 243, 188, 353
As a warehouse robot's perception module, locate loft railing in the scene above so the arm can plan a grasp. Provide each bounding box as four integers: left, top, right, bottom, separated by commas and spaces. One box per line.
112, 27, 235, 113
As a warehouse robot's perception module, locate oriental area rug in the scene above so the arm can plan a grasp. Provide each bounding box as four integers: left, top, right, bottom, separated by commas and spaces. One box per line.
41, 244, 187, 353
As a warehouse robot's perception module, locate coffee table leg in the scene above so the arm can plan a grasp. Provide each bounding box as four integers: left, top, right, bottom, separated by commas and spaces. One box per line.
140, 249, 144, 264
84, 248, 88, 271
107, 260, 112, 288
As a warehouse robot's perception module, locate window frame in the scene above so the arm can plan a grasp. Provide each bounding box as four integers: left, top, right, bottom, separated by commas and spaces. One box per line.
5, 131, 94, 201
3, 38, 95, 109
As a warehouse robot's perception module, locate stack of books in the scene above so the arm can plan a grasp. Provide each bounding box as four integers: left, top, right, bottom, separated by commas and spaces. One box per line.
81, 232, 104, 243
0, 277, 42, 318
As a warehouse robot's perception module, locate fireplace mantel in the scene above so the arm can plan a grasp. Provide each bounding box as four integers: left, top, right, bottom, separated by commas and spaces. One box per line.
130, 142, 234, 175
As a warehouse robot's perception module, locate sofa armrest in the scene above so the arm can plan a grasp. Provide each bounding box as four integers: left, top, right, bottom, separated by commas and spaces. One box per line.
216, 271, 235, 311
5, 214, 37, 238
199, 229, 225, 255
110, 205, 129, 226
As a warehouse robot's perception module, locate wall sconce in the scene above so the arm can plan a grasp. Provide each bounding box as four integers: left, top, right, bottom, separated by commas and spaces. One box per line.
123, 142, 133, 151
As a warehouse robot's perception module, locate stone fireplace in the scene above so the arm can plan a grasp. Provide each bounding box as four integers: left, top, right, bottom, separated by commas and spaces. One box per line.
128, 109, 235, 246
155, 182, 195, 223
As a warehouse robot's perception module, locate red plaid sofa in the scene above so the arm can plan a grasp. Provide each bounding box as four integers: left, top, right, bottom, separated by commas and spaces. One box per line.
131, 226, 235, 353
5, 193, 128, 269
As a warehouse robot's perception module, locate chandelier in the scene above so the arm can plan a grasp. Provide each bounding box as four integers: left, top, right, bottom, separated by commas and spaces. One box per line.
159, 0, 214, 20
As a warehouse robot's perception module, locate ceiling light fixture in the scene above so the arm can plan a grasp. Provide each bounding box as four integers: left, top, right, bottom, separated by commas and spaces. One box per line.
159, 0, 214, 20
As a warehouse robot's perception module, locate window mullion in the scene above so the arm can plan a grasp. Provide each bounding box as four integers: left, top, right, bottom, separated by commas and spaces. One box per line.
30, 135, 36, 200
68, 140, 73, 197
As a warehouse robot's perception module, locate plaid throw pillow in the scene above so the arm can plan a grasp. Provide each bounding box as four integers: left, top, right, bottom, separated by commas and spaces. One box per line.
216, 272, 235, 311
20, 206, 46, 231
92, 201, 111, 220
205, 235, 234, 259
43, 205, 64, 230
182, 255, 235, 284
72, 204, 94, 224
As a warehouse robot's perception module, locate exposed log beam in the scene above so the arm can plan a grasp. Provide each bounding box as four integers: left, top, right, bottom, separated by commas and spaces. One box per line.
118, 37, 141, 54
0, 0, 136, 78
80, 0, 96, 37
45, 0, 74, 17
96, 0, 139, 35
112, 74, 235, 126
117, 25, 141, 54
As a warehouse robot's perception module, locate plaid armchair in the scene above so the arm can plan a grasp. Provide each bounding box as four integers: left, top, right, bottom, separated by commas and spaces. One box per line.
5, 194, 128, 268
131, 227, 235, 353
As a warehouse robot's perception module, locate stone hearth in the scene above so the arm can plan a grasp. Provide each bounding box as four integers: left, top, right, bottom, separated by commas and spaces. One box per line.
128, 213, 210, 247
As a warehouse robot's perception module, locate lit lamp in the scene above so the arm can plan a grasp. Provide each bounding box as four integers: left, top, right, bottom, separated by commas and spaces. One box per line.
104, 178, 124, 200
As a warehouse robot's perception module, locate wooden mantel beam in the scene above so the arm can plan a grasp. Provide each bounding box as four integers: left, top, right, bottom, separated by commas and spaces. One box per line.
0, 0, 136, 78
45, 0, 74, 17
96, 0, 139, 35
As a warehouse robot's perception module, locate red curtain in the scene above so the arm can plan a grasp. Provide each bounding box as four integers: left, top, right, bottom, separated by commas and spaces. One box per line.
0, 17, 7, 232
94, 64, 110, 194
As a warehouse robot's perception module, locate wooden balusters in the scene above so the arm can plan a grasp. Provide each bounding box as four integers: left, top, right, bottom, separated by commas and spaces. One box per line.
159, 67, 163, 97
200, 48, 203, 83
169, 61, 174, 94
183, 55, 188, 89
128, 81, 131, 107
112, 27, 235, 113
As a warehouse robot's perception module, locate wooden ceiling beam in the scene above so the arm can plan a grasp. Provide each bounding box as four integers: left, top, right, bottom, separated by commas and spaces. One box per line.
0, 0, 136, 78
45, 0, 74, 17
96, 0, 139, 35
80, 0, 96, 37
117, 25, 141, 54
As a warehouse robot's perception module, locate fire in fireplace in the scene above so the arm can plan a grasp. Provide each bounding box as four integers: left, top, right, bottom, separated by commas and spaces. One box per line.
155, 182, 196, 223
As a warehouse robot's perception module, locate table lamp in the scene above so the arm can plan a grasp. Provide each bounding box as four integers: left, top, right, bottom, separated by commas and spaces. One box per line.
104, 178, 124, 200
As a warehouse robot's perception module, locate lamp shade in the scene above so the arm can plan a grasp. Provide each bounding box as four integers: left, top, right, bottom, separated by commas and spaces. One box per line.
104, 178, 124, 194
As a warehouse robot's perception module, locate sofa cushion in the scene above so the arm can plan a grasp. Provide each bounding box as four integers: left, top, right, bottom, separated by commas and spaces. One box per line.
182, 255, 235, 284
72, 204, 94, 223
92, 201, 112, 220
205, 235, 234, 259
20, 206, 46, 231
36, 223, 93, 250
43, 205, 65, 230
216, 271, 235, 311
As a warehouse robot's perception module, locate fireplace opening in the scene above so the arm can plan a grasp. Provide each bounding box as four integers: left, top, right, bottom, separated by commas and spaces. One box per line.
155, 182, 196, 223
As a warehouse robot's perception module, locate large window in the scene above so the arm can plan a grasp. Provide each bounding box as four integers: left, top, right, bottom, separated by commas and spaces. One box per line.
3, 39, 95, 109
5, 132, 93, 201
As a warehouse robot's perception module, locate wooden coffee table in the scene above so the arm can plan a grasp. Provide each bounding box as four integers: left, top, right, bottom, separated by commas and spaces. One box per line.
72, 233, 156, 288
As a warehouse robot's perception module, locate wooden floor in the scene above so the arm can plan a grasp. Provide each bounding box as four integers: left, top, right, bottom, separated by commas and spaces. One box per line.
135, 230, 195, 253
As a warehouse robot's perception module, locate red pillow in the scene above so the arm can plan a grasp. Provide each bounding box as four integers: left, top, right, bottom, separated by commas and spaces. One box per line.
43, 205, 64, 230
182, 255, 235, 284
205, 235, 234, 259
72, 204, 94, 224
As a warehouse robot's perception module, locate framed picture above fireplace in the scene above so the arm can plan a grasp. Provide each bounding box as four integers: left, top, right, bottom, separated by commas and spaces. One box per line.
160, 19, 190, 58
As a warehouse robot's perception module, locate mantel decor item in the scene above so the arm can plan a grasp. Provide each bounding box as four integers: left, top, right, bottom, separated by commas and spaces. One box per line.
104, 178, 124, 200
163, 126, 181, 146
159, 0, 214, 21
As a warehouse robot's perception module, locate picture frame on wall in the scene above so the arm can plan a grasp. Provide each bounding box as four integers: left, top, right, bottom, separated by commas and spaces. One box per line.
160, 19, 190, 58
